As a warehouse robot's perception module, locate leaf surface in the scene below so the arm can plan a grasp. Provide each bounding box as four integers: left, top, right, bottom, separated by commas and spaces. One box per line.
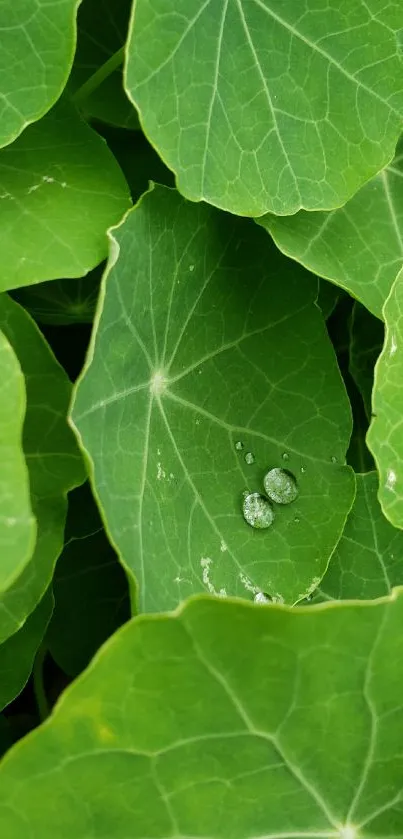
0, 593, 403, 837
258, 139, 403, 318
72, 185, 354, 611
0, 295, 85, 644
0, 100, 131, 292
125, 0, 403, 217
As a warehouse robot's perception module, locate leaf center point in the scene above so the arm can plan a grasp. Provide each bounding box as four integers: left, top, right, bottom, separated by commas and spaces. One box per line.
338, 826, 357, 839
150, 369, 168, 396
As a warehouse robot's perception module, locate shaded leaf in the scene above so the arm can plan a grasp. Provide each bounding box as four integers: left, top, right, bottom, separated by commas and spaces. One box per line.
258, 139, 403, 318
0, 594, 403, 837
0, 295, 85, 644
316, 280, 341, 321
349, 303, 384, 420
0, 0, 80, 148
72, 185, 354, 611
126, 0, 403, 217
0, 100, 131, 293
12, 267, 103, 326
47, 483, 131, 678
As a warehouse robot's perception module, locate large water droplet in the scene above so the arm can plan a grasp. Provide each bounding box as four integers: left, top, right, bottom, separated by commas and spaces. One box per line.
263, 467, 298, 505
242, 492, 274, 529
244, 451, 255, 465
235, 441, 244, 451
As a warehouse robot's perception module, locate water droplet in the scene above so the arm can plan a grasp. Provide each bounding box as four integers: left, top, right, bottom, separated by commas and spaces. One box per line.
282, 452, 289, 461
244, 451, 255, 465
242, 492, 274, 529
263, 468, 298, 505
331, 456, 337, 463
254, 592, 271, 604
294, 516, 300, 523
189, 264, 195, 272
235, 441, 244, 451
300, 466, 306, 473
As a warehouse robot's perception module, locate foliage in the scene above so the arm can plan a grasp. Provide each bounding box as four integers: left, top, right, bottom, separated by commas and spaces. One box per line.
1, 2, 403, 835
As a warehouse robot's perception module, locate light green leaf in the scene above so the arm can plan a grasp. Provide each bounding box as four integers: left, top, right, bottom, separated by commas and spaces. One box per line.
0, 328, 35, 592
1, 593, 403, 837
314, 472, 403, 602
47, 482, 131, 678
125, 1, 403, 218
0, 589, 53, 712
349, 303, 383, 420
0, 100, 131, 293
368, 266, 403, 527
72, 185, 354, 611
0, 295, 85, 644
0, 0, 81, 148
258, 139, 403, 318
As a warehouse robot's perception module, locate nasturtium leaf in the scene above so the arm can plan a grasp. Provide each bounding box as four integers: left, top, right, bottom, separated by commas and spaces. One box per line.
0, 589, 53, 712
313, 472, 403, 603
0, 0, 80, 148
47, 483, 131, 678
12, 267, 103, 326
125, 0, 403, 218
1, 593, 403, 837
0, 100, 131, 293
368, 266, 403, 527
71, 0, 138, 129
258, 139, 403, 318
72, 185, 354, 611
0, 295, 85, 644
349, 303, 384, 420
317, 279, 341, 321
0, 328, 35, 593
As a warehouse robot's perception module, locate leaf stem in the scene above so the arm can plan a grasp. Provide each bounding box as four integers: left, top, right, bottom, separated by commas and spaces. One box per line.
33, 644, 49, 722
72, 47, 125, 106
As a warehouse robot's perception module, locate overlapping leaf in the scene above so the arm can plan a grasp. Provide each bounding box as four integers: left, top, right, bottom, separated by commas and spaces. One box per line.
349, 303, 383, 420
0, 100, 131, 292
126, 0, 403, 217
259, 140, 403, 318
72, 185, 354, 611
0, 295, 85, 644
0, 594, 403, 837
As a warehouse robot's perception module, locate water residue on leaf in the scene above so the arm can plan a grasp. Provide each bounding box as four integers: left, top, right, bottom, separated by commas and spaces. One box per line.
235, 440, 244, 451
200, 557, 227, 597
244, 451, 255, 465
242, 492, 274, 529
263, 468, 298, 505
386, 468, 397, 491
254, 591, 270, 604
282, 452, 289, 461
331, 456, 337, 463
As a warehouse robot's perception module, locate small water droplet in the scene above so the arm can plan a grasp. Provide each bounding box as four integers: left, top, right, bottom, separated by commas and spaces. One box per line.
282, 452, 289, 461
263, 468, 298, 505
244, 451, 255, 465
300, 466, 306, 473
294, 516, 300, 523
242, 492, 274, 529
189, 264, 195, 272
235, 441, 244, 451
331, 456, 337, 463
254, 592, 271, 604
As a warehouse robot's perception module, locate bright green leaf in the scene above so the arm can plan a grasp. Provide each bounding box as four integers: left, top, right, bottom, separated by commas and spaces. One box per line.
258, 139, 403, 318
349, 303, 383, 420
72, 185, 354, 611
368, 266, 403, 527
0, 100, 131, 293
0, 328, 35, 592
1, 593, 403, 837
0, 295, 85, 644
47, 482, 131, 678
0, 589, 53, 712
125, 1, 403, 217
0, 0, 80, 148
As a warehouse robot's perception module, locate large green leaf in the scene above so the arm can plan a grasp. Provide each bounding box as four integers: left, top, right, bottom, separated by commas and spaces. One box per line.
0, 295, 85, 644
1, 593, 403, 836
0, 100, 131, 293
0, 328, 35, 592
314, 472, 403, 602
125, 0, 403, 217
72, 185, 354, 611
0, 0, 80, 148
258, 140, 403, 318
46, 482, 131, 678
368, 266, 403, 527
0, 589, 53, 712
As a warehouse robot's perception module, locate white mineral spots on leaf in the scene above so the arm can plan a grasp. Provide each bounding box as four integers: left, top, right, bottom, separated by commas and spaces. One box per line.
200, 557, 226, 597
390, 334, 398, 356
239, 572, 259, 594
220, 540, 227, 552
150, 370, 168, 396
189, 264, 195, 271
271, 593, 285, 604
156, 462, 166, 481
254, 591, 270, 604
386, 469, 397, 491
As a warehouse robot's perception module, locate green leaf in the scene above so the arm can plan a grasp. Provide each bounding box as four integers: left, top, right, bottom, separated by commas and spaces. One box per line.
349, 303, 384, 420
0, 327, 35, 592
72, 185, 354, 611
47, 483, 131, 678
12, 267, 102, 326
0, 0, 80, 148
258, 138, 403, 318
0, 100, 131, 293
0, 295, 85, 644
368, 266, 403, 527
316, 280, 341, 321
125, 1, 403, 217
315, 472, 403, 602
70, 0, 138, 129
0, 589, 53, 712
1, 593, 403, 837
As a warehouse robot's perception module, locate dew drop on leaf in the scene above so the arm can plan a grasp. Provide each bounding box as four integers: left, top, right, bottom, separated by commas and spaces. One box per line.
235, 440, 244, 451
254, 591, 271, 604
242, 492, 274, 529
282, 452, 289, 461
331, 455, 337, 463
244, 451, 255, 465
263, 467, 298, 505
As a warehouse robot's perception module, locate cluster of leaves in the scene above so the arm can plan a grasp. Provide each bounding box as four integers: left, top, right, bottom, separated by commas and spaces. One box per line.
1, 1, 403, 836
